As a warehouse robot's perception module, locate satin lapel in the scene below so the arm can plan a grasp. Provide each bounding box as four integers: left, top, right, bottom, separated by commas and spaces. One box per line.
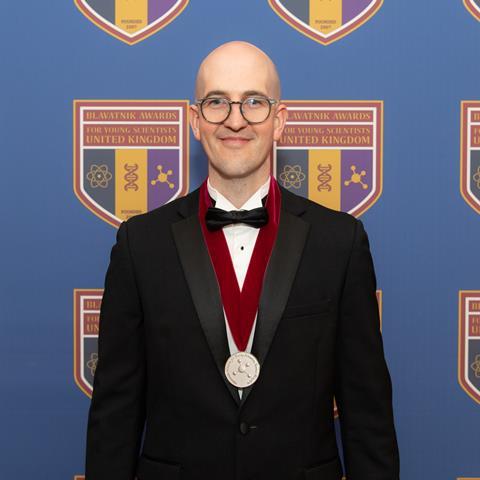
171, 213, 241, 406
240, 198, 310, 407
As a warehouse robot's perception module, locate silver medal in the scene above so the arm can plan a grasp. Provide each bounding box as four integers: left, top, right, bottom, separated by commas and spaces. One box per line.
225, 351, 260, 388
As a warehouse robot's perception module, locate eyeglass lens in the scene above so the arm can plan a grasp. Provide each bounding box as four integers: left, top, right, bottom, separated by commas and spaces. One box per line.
201, 97, 271, 124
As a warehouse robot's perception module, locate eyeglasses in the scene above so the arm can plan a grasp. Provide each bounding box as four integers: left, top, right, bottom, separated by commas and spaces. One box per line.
196, 95, 279, 124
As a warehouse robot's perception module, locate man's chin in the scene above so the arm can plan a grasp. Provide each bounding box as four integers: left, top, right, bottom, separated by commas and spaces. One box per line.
212, 164, 267, 181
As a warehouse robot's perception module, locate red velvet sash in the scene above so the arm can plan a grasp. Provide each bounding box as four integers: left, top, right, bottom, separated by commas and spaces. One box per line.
198, 177, 281, 351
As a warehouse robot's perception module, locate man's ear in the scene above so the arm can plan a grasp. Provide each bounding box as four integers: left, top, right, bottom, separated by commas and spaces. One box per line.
189, 104, 201, 141
273, 103, 287, 142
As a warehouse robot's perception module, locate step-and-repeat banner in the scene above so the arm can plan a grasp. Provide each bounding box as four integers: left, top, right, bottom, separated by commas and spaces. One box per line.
1, 1, 480, 478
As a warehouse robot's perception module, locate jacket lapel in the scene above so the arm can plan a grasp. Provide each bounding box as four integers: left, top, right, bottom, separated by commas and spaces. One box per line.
240, 187, 310, 407
171, 189, 241, 406
171, 186, 310, 409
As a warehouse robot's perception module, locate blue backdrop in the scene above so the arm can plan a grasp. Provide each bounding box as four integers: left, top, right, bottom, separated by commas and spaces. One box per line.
1, 1, 479, 478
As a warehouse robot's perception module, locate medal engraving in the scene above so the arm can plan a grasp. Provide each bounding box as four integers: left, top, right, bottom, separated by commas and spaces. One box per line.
225, 352, 260, 388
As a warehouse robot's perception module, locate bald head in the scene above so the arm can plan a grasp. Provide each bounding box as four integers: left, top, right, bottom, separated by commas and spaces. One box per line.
194, 41, 281, 100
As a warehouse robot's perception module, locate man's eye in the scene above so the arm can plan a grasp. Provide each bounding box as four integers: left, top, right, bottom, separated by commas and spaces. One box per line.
244, 97, 265, 108
205, 98, 227, 108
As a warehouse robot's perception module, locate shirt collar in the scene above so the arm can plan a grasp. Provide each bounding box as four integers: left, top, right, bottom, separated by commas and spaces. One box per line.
207, 176, 270, 211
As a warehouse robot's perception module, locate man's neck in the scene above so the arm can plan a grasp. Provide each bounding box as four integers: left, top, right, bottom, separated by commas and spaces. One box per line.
208, 170, 270, 209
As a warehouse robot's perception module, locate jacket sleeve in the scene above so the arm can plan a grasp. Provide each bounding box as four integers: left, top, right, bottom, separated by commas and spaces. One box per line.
85, 221, 146, 480
334, 219, 400, 480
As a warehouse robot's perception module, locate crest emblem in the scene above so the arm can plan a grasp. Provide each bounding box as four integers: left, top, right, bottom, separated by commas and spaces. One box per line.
74, 0, 189, 44
274, 101, 382, 217
74, 289, 103, 398
464, 0, 480, 21
268, 0, 383, 45
461, 101, 480, 214
74, 100, 189, 227
458, 291, 480, 404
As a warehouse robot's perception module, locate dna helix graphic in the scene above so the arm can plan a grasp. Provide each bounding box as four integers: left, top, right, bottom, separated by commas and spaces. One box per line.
317, 164, 332, 192
124, 163, 139, 191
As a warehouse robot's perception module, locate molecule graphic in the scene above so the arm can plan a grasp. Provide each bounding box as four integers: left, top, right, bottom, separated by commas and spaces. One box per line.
232, 357, 254, 379
344, 165, 368, 190
473, 166, 480, 189
87, 164, 112, 189
151, 165, 175, 189
279, 164, 306, 189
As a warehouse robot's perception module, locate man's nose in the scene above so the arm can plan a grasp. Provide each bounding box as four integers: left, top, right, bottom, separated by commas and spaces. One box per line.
223, 103, 248, 130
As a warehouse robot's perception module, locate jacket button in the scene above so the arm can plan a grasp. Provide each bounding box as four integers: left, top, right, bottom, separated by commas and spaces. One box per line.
239, 422, 249, 435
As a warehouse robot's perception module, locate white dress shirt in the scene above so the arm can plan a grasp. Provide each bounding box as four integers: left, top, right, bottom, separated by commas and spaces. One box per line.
207, 177, 270, 398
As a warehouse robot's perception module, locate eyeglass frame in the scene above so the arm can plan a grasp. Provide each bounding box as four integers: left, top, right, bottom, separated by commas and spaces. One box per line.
195, 95, 279, 125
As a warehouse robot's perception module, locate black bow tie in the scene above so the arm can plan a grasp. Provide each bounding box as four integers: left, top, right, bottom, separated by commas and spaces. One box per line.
205, 206, 269, 231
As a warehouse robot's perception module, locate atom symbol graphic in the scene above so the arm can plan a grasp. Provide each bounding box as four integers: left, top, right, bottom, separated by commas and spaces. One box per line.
473, 167, 480, 189
87, 164, 112, 189
87, 352, 98, 376
471, 354, 480, 378
279, 165, 306, 189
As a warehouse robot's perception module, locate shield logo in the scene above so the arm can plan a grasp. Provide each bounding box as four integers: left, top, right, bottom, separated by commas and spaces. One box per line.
268, 0, 383, 45
458, 291, 480, 405
74, 100, 189, 228
74, 0, 189, 45
461, 101, 480, 215
274, 101, 382, 217
74, 289, 103, 398
464, 0, 480, 21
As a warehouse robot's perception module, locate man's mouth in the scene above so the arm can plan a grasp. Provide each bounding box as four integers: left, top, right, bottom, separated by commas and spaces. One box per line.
218, 136, 252, 147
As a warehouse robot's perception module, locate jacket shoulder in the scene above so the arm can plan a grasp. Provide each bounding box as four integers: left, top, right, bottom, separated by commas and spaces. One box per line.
281, 186, 358, 230
123, 188, 199, 231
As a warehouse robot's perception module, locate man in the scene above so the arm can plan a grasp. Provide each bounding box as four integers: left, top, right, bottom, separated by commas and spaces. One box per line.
86, 41, 399, 480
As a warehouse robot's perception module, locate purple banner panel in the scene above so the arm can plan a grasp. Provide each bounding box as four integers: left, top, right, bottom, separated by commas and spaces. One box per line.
148, 0, 178, 23
341, 150, 373, 213
148, 149, 180, 211
342, 0, 373, 24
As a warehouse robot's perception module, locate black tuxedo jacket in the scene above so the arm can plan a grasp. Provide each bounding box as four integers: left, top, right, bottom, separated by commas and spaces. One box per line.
85, 185, 399, 480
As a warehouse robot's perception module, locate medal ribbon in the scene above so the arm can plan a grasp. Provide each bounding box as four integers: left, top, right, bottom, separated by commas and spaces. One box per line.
199, 176, 281, 352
